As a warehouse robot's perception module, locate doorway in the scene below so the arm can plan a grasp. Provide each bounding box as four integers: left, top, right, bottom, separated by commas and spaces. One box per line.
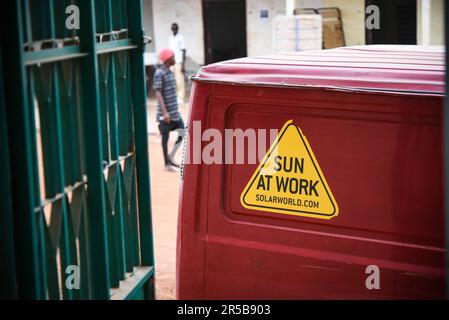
202, 0, 247, 65
365, 0, 417, 45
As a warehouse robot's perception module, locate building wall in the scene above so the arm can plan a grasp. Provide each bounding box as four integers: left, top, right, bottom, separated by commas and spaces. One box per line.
142, 0, 156, 52
293, 0, 365, 46
246, 0, 286, 57
430, 0, 444, 45
321, 0, 365, 46
295, 0, 323, 10
150, 0, 288, 65
247, 0, 366, 56
417, 0, 444, 45
297, 0, 445, 47
325, 0, 444, 47
151, 0, 205, 68
145, 0, 444, 70
146, 0, 367, 67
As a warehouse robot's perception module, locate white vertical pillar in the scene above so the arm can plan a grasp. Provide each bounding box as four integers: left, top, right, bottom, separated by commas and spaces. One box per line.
421, 0, 431, 45
286, 0, 295, 16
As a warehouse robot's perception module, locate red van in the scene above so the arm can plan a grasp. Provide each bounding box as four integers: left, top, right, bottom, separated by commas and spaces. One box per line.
176, 46, 445, 299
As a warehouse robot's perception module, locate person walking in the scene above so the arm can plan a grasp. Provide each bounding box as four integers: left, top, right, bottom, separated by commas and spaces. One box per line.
153, 48, 185, 172
169, 22, 186, 104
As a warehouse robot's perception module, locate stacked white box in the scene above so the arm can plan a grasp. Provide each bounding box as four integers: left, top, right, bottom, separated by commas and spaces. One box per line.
273, 15, 322, 53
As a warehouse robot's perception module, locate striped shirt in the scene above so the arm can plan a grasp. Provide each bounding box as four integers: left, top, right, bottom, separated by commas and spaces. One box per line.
153, 66, 181, 122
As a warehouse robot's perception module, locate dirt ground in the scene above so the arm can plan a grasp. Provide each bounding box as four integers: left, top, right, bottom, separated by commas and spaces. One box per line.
147, 99, 189, 300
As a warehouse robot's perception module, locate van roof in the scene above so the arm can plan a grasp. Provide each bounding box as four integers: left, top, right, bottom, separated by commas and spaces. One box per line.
193, 45, 445, 96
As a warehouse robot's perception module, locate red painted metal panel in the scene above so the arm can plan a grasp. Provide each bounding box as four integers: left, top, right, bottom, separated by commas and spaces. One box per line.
177, 46, 446, 299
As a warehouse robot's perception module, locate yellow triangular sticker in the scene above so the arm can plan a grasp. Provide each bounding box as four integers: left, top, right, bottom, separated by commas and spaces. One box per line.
240, 120, 338, 219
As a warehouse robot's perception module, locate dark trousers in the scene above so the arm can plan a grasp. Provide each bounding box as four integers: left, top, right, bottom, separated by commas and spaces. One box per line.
158, 119, 185, 165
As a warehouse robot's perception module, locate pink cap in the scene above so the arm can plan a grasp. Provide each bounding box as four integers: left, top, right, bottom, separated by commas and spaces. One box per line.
160, 48, 175, 63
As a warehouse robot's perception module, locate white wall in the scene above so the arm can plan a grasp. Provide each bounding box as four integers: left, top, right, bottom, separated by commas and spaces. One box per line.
147, 0, 445, 69
142, 0, 155, 52
295, 0, 323, 9
430, 0, 444, 45
152, 0, 205, 67
246, 0, 286, 57
417, 0, 444, 45
151, 0, 288, 64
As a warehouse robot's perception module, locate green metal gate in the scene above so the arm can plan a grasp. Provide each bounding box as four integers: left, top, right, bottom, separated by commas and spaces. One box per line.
0, 0, 155, 300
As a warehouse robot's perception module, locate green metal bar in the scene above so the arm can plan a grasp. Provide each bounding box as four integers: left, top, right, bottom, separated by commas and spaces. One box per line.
95, 0, 108, 34
130, 169, 140, 267
111, 0, 120, 31
78, 205, 91, 299
78, 0, 111, 299
115, 169, 128, 279
73, 57, 90, 299
105, 166, 120, 287
116, 52, 130, 155
28, 0, 54, 41
58, 63, 87, 295
64, 195, 81, 300
104, 0, 113, 33
21, 0, 33, 44
53, 0, 76, 39
127, 0, 155, 268
24, 46, 87, 67
144, 276, 155, 300
0, 44, 19, 300
73, 61, 85, 182
36, 180, 85, 211
34, 4, 75, 299
121, 169, 134, 272
108, 52, 127, 280
96, 39, 136, 55
59, 61, 76, 184
34, 66, 58, 198
122, 267, 154, 300
26, 67, 48, 298
106, 207, 120, 287
102, 153, 133, 170
124, 54, 133, 156
115, 52, 134, 273
98, 55, 111, 161
51, 61, 75, 300
111, 0, 127, 31
2, 0, 155, 301
1, 0, 42, 299
62, 59, 87, 300
47, 0, 56, 38
26, 71, 43, 216
43, 211, 61, 299
36, 213, 49, 299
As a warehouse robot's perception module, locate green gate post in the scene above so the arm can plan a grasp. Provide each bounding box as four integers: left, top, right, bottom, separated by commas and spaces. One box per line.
127, 0, 155, 266
1, 0, 42, 300
78, 0, 111, 300
1, 0, 155, 300
127, 0, 155, 299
